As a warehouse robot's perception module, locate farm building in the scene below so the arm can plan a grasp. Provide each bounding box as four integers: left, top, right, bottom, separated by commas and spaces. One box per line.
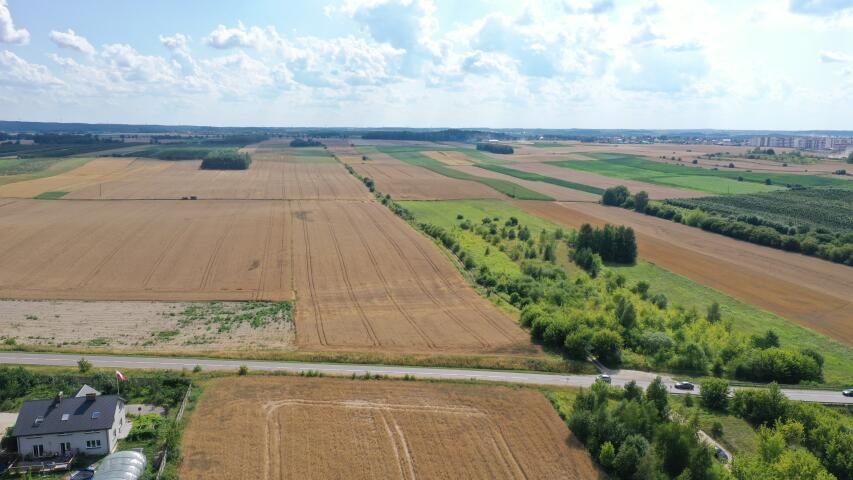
11, 391, 127, 463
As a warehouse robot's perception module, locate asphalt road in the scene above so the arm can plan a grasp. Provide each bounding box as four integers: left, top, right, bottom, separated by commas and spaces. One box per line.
1, 352, 850, 404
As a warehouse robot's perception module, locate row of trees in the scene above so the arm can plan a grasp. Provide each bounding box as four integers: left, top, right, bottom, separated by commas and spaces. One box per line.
289, 138, 323, 147
574, 223, 638, 264
603, 185, 853, 266
476, 142, 514, 154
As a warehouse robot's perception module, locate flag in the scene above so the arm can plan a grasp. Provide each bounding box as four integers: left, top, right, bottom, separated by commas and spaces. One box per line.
115, 370, 126, 382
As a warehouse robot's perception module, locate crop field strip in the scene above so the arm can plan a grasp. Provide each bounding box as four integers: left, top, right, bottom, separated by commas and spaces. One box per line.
518, 200, 853, 345
375, 146, 555, 200
548, 152, 851, 194
180, 376, 603, 480
447, 164, 598, 202
326, 142, 504, 200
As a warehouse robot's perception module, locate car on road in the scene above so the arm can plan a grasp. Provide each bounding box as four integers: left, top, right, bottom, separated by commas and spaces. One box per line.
596, 374, 612, 384
715, 448, 728, 462
843, 389, 853, 397
674, 381, 695, 390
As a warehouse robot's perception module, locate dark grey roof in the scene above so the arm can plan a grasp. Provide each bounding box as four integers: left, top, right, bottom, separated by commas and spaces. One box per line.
13, 394, 122, 437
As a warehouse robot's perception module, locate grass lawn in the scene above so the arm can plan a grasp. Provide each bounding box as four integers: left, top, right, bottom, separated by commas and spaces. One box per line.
610, 261, 853, 386
0, 157, 93, 186
672, 400, 759, 456
476, 164, 604, 195
549, 152, 849, 193
379, 148, 553, 200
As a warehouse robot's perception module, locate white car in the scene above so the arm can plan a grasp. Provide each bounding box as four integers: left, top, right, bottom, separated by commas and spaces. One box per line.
596, 374, 612, 384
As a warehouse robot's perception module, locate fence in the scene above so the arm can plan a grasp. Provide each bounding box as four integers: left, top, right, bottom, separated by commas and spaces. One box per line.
155, 382, 192, 480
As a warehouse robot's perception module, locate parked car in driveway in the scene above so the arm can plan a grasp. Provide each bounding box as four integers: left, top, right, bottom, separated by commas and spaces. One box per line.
674, 381, 695, 390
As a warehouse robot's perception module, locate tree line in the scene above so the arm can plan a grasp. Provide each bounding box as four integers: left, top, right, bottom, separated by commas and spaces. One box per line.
476, 143, 514, 154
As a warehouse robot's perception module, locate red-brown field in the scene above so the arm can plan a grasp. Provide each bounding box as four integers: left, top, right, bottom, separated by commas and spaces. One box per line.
180, 376, 602, 480
0, 197, 528, 354
519, 201, 853, 345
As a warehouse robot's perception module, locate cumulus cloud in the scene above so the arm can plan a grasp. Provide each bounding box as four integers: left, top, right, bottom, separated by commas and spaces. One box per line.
204, 22, 282, 50
616, 45, 708, 92
49, 29, 95, 55
789, 0, 853, 16
101, 44, 177, 84
0, 50, 63, 87
820, 50, 853, 62
0, 0, 29, 44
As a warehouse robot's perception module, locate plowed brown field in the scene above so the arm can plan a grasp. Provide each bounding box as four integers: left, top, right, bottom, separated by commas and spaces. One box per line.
180, 376, 602, 480
510, 162, 705, 199
519, 201, 853, 345
0, 198, 527, 353
327, 144, 502, 200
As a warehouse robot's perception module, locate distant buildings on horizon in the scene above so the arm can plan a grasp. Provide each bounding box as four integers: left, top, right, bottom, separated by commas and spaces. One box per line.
749, 135, 853, 152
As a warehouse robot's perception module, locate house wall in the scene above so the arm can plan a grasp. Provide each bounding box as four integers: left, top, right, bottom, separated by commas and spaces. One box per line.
107, 401, 127, 452
17, 429, 110, 458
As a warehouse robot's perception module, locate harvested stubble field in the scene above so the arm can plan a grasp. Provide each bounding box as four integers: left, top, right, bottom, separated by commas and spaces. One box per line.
327, 144, 503, 200
181, 376, 602, 480
518, 200, 853, 345
0, 198, 528, 354
0, 300, 294, 352
508, 162, 706, 199
0, 151, 370, 200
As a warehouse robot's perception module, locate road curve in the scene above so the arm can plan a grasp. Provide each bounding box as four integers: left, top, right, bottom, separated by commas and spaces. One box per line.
1, 352, 850, 404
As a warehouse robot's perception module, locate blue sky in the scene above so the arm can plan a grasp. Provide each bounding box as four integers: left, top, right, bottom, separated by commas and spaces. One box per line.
1, 0, 852, 129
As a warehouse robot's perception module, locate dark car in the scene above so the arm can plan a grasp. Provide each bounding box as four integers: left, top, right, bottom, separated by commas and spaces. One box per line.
843, 389, 853, 397
715, 448, 728, 461
674, 381, 695, 390
596, 374, 612, 384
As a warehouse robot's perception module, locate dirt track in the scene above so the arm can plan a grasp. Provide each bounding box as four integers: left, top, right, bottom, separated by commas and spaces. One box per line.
518, 201, 853, 345
180, 376, 603, 480
0, 198, 528, 354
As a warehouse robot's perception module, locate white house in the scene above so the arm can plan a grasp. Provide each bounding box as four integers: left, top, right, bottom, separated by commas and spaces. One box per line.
12, 391, 126, 459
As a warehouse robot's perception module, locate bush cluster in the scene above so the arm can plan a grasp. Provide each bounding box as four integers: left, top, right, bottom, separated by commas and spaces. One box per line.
565, 379, 727, 479
574, 223, 637, 264
476, 142, 514, 154
200, 149, 251, 170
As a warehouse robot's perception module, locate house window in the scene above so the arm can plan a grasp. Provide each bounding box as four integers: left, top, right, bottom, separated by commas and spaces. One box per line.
86, 439, 102, 449
32, 444, 44, 457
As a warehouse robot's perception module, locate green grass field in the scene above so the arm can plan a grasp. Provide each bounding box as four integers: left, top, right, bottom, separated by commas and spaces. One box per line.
368, 144, 507, 164
379, 148, 553, 200
33, 191, 68, 199
476, 164, 604, 195
401, 199, 852, 385
672, 401, 759, 455
549, 152, 850, 194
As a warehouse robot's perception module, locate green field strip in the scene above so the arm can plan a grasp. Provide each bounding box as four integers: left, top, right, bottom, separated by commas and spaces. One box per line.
549, 152, 851, 192
34, 191, 69, 200
378, 147, 553, 200
475, 164, 604, 195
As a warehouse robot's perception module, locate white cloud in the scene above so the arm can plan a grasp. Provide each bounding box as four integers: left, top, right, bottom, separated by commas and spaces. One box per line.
0, 0, 28, 44
101, 44, 178, 84
789, 0, 853, 16
820, 50, 853, 62
284, 36, 404, 87
0, 50, 63, 87
563, 0, 614, 15
49, 29, 95, 55
204, 22, 282, 51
